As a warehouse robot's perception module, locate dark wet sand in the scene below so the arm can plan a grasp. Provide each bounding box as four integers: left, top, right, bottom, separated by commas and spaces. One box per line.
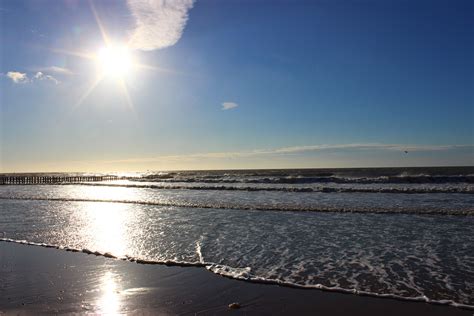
0, 242, 470, 315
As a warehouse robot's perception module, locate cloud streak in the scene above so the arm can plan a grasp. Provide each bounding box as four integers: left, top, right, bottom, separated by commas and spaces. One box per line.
36, 66, 73, 75
99, 143, 474, 164
127, 0, 195, 51
222, 102, 238, 110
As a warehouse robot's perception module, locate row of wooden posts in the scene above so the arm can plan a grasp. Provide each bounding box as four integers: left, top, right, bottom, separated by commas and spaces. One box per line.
0, 175, 118, 185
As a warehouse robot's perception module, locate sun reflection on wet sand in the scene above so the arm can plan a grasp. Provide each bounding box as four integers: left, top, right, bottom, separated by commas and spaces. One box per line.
97, 271, 121, 315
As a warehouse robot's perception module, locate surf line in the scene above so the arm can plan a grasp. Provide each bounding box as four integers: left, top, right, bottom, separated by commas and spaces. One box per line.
1, 238, 473, 310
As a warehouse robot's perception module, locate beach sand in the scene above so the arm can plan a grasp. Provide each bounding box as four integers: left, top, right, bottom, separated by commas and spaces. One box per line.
0, 242, 470, 315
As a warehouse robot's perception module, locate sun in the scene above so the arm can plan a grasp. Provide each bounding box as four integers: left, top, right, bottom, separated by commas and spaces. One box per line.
97, 45, 133, 78
59, 0, 177, 110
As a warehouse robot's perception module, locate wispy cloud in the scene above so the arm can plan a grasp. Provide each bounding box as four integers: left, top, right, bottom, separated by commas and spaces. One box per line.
33, 72, 60, 84
222, 102, 238, 110
99, 143, 474, 164
5, 71, 29, 84
3, 71, 60, 84
36, 66, 73, 75
263, 143, 473, 154
127, 0, 195, 51
30, 29, 46, 38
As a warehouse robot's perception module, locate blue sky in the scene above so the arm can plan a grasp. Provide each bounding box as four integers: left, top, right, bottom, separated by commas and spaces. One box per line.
1, 0, 473, 172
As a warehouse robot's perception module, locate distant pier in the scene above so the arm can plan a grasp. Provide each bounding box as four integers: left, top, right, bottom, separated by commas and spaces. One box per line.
0, 175, 118, 185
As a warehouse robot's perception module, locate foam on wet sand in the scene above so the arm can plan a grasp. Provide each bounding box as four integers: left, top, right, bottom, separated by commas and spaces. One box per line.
0, 242, 470, 315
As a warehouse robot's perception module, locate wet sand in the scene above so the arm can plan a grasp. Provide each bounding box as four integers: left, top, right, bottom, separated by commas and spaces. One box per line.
0, 242, 470, 315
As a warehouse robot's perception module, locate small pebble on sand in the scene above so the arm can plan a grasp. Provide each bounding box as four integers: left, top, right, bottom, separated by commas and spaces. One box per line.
228, 302, 241, 309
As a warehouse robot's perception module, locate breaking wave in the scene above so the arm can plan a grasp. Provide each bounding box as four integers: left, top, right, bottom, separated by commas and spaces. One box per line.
64, 182, 474, 194
136, 174, 474, 185
1, 196, 472, 215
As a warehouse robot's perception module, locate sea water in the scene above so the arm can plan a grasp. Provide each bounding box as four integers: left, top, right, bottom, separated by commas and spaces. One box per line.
1, 167, 473, 308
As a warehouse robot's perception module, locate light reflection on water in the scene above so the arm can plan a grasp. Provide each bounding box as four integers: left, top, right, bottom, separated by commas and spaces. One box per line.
63, 185, 146, 258
76, 202, 130, 257
65, 185, 147, 203
2, 182, 471, 214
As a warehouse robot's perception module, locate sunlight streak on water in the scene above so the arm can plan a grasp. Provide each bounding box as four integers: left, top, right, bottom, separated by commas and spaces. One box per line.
77, 202, 130, 256
65, 184, 145, 257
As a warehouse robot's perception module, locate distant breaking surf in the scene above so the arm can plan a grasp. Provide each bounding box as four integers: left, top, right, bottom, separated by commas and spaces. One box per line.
0, 196, 472, 215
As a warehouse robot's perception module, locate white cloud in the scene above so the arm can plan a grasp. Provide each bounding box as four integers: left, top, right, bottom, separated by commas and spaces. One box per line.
127, 0, 195, 51
222, 102, 238, 110
5, 71, 29, 84
33, 72, 60, 84
3, 71, 60, 84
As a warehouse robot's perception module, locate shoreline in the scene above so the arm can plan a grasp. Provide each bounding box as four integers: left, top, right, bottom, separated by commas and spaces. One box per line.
1, 241, 471, 315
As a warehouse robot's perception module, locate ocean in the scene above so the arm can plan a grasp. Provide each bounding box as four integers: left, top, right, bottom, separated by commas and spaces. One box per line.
1, 167, 473, 308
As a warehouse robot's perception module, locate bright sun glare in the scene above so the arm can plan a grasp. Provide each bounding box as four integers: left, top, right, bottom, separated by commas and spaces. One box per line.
65, 0, 171, 109
97, 45, 133, 77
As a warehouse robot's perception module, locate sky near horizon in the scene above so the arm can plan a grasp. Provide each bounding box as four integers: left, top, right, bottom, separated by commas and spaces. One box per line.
0, 0, 473, 172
